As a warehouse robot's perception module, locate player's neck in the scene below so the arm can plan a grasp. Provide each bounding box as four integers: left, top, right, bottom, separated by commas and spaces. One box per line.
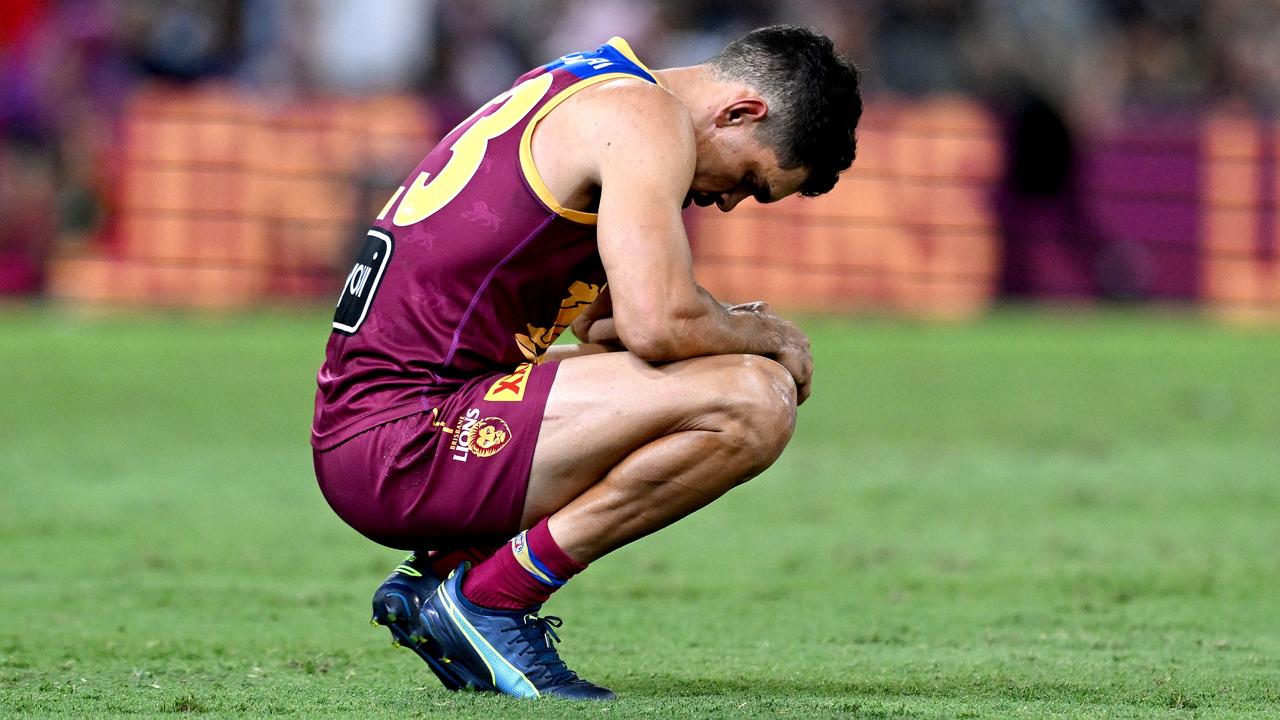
653, 65, 721, 127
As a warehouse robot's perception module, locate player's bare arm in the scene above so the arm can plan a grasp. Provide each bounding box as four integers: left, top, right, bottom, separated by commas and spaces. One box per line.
576, 81, 814, 399
530, 76, 812, 397
570, 287, 776, 350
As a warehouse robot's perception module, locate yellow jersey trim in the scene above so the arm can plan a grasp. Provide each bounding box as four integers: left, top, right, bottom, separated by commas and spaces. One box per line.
518, 36, 664, 225
519, 72, 645, 225
606, 36, 666, 89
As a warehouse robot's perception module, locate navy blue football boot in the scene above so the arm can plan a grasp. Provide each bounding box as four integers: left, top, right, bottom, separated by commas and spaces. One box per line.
370, 553, 481, 691
418, 563, 615, 700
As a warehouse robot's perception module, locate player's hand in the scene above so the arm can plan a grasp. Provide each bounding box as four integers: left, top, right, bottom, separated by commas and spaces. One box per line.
771, 317, 812, 405
583, 317, 625, 349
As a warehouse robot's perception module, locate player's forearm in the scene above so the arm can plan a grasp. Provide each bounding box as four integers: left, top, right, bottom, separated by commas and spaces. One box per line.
622, 287, 782, 361
689, 288, 784, 356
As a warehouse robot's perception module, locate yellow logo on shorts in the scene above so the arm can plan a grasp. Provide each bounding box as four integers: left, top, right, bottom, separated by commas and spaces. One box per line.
484, 363, 532, 402
468, 417, 512, 457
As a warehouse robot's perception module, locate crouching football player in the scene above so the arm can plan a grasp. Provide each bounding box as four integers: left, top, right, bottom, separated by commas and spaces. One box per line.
312, 26, 861, 700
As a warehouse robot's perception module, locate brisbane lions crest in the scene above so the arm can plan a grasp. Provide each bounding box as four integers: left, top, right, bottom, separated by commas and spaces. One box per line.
469, 417, 512, 457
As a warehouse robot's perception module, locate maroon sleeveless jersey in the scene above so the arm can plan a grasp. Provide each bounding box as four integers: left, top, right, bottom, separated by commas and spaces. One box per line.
313, 38, 663, 450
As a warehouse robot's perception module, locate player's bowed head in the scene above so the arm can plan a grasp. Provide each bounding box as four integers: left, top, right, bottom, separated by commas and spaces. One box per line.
702, 25, 863, 200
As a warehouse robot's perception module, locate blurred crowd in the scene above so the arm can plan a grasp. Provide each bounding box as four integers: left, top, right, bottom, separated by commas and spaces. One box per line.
2, 0, 1280, 295
6, 0, 1280, 126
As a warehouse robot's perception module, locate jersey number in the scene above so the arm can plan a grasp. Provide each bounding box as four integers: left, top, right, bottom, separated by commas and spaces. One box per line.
391, 72, 554, 226
333, 229, 394, 334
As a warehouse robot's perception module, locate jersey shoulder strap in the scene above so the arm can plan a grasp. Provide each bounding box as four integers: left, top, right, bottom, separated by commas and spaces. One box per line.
519, 37, 666, 225
541, 36, 663, 85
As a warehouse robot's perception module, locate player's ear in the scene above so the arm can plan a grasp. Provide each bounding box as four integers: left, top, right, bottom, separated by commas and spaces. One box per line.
715, 97, 768, 128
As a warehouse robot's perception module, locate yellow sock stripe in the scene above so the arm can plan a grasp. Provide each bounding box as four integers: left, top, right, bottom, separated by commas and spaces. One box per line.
512, 543, 557, 586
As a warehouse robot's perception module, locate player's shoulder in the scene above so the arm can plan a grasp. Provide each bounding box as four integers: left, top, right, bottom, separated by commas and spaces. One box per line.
570, 79, 694, 153
576, 77, 686, 119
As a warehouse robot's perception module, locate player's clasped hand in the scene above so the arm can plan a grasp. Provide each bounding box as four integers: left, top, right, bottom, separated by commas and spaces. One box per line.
772, 317, 813, 405
724, 300, 812, 403
773, 320, 814, 404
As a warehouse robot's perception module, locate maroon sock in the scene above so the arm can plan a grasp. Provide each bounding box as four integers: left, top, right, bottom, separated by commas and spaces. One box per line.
461, 518, 587, 610
426, 545, 501, 579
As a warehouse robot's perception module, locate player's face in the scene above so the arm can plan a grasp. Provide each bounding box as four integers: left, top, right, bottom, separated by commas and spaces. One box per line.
684, 132, 809, 213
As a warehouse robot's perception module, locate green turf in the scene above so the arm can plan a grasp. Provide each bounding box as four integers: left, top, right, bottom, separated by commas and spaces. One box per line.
1, 305, 1278, 719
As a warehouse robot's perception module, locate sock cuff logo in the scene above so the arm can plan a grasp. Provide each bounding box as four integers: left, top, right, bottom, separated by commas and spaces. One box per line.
511, 531, 565, 587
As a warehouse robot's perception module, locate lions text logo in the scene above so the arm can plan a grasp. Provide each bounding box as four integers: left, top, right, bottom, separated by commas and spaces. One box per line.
449, 409, 512, 462
484, 363, 532, 402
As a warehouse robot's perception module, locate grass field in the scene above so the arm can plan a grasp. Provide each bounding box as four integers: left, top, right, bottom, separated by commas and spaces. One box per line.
1, 306, 1277, 719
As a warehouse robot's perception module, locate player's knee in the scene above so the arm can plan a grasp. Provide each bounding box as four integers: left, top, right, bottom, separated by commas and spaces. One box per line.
722, 355, 797, 472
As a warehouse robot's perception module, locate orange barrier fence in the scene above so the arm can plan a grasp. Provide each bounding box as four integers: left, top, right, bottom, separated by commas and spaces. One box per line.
1201, 114, 1280, 323
48, 84, 438, 308
690, 96, 1001, 318
42, 86, 1280, 322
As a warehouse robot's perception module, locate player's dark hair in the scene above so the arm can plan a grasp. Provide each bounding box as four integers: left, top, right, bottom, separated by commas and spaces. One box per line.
709, 25, 862, 197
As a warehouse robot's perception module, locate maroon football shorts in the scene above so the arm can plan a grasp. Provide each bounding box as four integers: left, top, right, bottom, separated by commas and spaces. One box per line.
313, 361, 559, 550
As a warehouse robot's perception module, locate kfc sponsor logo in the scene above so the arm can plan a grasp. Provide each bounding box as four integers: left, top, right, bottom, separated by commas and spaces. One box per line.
484, 363, 532, 402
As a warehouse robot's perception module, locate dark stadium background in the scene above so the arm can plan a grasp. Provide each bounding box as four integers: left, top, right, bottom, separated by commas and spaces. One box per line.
3, 0, 1279, 315
2, 2, 1278, 718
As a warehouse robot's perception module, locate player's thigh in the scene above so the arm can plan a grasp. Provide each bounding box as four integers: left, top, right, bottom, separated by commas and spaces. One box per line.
524, 351, 794, 521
